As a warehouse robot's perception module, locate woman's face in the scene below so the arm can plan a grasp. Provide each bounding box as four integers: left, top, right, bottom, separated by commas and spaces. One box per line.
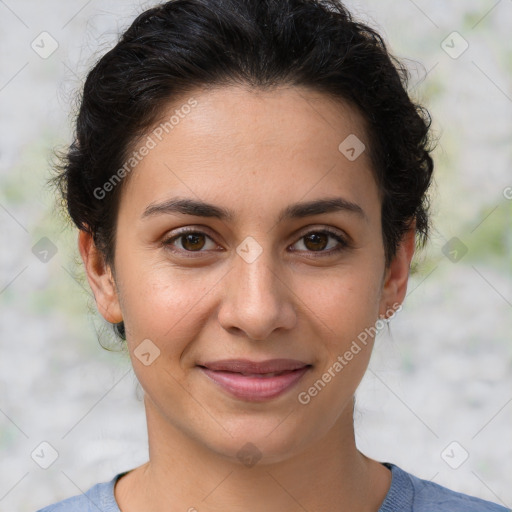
81, 84, 412, 464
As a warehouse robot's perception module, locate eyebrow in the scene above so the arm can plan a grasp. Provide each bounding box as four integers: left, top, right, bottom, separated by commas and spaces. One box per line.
141, 196, 367, 222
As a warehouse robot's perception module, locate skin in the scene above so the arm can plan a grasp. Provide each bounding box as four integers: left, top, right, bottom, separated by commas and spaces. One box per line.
79, 84, 416, 512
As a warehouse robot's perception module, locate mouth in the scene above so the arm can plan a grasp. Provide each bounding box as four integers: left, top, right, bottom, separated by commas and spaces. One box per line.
197, 359, 312, 402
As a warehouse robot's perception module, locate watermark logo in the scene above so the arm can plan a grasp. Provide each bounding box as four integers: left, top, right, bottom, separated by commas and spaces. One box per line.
338, 134, 366, 161
236, 236, 263, 264
32, 237, 58, 263
134, 338, 161, 366
236, 442, 262, 468
31, 31, 59, 59
31, 441, 59, 469
442, 237, 468, 263
441, 31, 469, 59
441, 441, 469, 469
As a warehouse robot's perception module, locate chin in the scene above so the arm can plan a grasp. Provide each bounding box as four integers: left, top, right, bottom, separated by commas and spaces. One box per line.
200, 414, 315, 467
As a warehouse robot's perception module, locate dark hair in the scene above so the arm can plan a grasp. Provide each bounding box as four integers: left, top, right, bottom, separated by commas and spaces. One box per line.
51, 0, 435, 342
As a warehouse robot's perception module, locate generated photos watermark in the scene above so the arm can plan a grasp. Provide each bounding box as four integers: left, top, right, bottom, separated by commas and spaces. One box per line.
297, 302, 402, 405
93, 97, 198, 200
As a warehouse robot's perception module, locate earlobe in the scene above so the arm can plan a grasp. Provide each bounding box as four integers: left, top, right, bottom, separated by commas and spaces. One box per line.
77, 230, 123, 324
379, 224, 416, 318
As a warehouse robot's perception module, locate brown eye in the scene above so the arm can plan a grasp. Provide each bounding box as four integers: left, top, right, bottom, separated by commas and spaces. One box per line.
303, 232, 329, 251
290, 229, 348, 255
162, 229, 218, 255
180, 233, 206, 251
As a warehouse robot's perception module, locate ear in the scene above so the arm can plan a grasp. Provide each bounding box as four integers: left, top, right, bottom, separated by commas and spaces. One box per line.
77, 229, 123, 324
378, 222, 416, 318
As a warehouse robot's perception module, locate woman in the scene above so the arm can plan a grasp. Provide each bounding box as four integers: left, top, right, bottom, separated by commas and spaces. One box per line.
37, 0, 507, 510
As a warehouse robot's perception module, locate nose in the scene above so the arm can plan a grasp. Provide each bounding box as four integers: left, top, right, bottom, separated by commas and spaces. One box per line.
217, 244, 297, 341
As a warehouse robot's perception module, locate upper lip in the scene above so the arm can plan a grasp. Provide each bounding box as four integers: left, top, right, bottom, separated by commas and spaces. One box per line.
198, 359, 311, 374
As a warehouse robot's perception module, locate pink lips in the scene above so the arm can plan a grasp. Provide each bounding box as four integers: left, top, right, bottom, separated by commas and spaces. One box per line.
197, 359, 311, 402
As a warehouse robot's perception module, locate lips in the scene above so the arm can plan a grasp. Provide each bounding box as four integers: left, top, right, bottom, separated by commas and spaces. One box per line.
199, 358, 309, 374
197, 359, 312, 401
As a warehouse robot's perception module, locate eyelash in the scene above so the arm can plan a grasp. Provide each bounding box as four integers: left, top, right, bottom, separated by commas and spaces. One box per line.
161, 227, 350, 258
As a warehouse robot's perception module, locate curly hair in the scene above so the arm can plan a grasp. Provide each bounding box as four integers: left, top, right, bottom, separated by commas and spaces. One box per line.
50, 0, 435, 341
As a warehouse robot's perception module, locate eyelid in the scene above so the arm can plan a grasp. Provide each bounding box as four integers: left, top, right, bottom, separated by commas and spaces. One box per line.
290, 226, 350, 254
162, 226, 221, 255
294, 225, 348, 241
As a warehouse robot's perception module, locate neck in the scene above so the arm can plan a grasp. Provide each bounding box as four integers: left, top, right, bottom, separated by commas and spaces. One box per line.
115, 396, 391, 512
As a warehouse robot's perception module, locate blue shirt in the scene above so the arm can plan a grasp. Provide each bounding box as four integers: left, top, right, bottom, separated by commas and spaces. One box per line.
36, 463, 510, 511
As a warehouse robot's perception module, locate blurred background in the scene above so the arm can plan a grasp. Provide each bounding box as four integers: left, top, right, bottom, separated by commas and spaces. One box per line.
0, 1, 511, 510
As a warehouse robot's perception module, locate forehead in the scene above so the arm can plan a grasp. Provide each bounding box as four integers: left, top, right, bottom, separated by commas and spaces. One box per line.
153, 84, 370, 161
119, 84, 379, 223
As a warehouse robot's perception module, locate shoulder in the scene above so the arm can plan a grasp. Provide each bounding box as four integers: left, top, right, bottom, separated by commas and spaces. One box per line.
380, 463, 510, 512
34, 473, 122, 512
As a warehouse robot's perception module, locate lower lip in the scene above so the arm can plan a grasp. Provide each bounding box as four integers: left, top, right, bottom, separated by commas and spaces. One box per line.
199, 366, 310, 402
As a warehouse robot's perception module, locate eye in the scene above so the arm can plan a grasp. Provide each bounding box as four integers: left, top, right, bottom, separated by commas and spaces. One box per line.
162, 228, 219, 255
162, 227, 349, 257
290, 229, 349, 256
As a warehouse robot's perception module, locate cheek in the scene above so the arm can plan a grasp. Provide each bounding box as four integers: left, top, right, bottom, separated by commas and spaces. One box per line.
295, 264, 383, 342
293, 268, 383, 422
117, 250, 223, 352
